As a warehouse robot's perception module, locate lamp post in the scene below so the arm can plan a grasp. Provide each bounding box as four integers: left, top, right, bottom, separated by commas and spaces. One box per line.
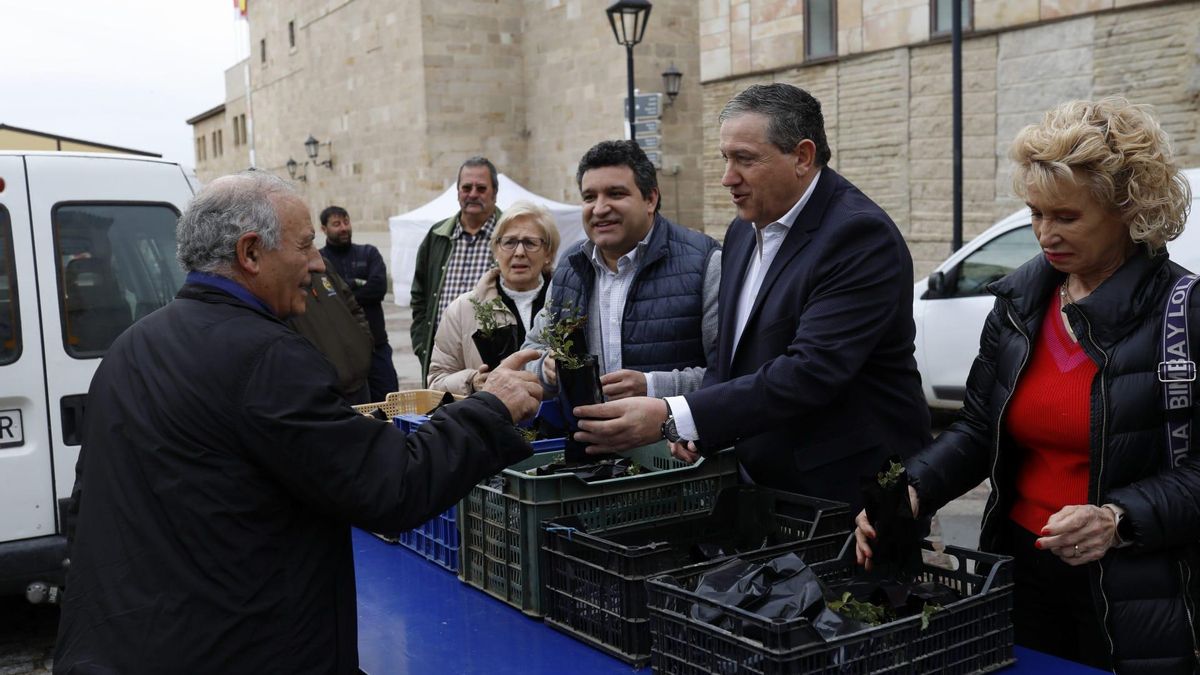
606, 0, 652, 143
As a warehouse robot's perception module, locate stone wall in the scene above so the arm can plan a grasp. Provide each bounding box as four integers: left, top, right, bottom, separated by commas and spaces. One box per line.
241, 0, 429, 229
520, 0, 705, 231
699, 1, 1200, 277
701, 0, 1187, 83
194, 0, 704, 238
192, 108, 250, 179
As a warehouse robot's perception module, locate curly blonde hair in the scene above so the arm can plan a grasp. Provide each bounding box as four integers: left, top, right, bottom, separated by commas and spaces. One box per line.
1010, 97, 1191, 250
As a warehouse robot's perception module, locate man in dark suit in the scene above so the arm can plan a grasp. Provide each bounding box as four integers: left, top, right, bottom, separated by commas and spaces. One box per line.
575, 83, 931, 510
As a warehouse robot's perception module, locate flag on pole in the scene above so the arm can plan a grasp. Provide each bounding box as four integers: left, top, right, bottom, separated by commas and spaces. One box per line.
234, 0, 247, 17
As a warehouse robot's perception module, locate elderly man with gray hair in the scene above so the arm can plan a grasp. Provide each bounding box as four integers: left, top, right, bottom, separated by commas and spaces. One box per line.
53, 171, 543, 675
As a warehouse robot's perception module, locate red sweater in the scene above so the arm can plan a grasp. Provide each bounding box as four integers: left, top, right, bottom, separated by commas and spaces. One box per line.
1006, 293, 1097, 535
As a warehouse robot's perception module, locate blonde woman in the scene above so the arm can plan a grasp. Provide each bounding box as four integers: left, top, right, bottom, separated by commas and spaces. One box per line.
427, 201, 560, 394
856, 98, 1197, 672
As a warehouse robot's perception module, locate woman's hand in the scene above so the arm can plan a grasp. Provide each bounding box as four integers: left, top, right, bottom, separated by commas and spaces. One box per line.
1035, 504, 1117, 566
854, 486, 919, 570
470, 365, 490, 392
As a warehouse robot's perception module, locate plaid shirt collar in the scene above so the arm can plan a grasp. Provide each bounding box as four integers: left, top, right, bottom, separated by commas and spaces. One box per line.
451, 211, 498, 241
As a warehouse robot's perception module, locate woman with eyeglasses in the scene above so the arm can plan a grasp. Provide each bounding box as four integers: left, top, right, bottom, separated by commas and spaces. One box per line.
427, 200, 560, 394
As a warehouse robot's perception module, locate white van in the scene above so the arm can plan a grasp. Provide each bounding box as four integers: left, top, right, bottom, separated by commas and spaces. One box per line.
913, 168, 1200, 409
0, 151, 194, 600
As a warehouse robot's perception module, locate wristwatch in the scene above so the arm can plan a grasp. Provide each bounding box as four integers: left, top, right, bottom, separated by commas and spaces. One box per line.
660, 399, 682, 443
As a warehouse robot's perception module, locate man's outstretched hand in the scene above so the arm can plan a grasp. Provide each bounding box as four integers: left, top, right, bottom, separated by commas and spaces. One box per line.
481, 350, 544, 423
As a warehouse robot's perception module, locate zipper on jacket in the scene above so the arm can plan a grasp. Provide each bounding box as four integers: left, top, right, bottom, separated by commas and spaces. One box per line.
1075, 309, 1118, 657
1179, 560, 1199, 659
979, 304, 1031, 538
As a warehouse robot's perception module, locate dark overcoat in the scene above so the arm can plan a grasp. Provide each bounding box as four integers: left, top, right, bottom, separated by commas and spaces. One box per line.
54, 283, 530, 674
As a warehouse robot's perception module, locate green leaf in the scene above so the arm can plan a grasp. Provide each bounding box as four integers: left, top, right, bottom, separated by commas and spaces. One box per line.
920, 602, 941, 631
877, 460, 906, 488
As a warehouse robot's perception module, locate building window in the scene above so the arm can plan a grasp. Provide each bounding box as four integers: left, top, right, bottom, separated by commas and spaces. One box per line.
932, 0, 973, 35
288, 21, 295, 48
232, 118, 240, 146
805, 0, 836, 60
196, 136, 206, 162
260, 38, 267, 64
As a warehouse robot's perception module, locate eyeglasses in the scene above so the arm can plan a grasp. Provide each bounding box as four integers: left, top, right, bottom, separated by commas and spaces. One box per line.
497, 237, 545, 252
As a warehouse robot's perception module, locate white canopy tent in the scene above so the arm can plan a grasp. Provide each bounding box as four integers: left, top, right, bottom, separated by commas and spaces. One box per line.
388, 174, 585, 306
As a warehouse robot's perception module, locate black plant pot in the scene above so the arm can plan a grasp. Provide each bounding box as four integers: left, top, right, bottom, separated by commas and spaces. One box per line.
860, 455, 925, 582
471, 324, 521, 370
557, 354, 604, 464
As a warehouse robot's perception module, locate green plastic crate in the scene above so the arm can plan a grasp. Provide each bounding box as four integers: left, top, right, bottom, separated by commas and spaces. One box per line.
457, 443, 739, 617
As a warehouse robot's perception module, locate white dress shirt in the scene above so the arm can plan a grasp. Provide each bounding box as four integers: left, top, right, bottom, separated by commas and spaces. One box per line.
588, 225, 656, 395
666, 169, 822, 442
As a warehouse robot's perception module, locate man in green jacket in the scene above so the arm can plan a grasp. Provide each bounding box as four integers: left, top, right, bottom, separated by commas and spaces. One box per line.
411, 156, 502, 381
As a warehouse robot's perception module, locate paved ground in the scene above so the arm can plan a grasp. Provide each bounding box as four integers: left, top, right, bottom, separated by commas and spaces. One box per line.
0, 295, 987, 671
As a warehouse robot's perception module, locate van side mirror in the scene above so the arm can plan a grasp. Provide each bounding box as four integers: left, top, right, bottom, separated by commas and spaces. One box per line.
926, 271, 947, 299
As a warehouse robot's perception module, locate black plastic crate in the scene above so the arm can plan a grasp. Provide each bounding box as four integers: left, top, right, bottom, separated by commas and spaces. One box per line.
645, 539, 1014, 675
540, 485, 853, 666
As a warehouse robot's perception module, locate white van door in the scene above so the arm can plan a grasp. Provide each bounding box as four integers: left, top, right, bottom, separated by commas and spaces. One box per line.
25, 155, 193, 505
0, 156, 56, 542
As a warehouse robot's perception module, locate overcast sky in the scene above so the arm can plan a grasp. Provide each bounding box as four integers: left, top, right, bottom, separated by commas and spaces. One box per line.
1, 1, 246, 170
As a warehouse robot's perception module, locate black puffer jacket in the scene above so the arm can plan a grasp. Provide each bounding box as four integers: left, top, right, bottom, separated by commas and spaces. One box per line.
908, 250, 1200, 674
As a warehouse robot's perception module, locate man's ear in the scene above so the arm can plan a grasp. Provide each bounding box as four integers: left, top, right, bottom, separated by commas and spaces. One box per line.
791, 138, 817, 178
235, 232, 263, 275
646, 187, 660, 213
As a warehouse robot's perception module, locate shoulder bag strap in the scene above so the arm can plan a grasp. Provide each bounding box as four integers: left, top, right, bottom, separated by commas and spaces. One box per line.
1161, 273, 1200, 467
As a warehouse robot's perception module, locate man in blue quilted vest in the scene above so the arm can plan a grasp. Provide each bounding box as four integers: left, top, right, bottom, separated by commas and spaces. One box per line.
522, 140, 721, 400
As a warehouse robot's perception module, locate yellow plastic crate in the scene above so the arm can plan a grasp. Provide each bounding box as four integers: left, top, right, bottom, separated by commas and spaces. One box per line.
352, 389, 458, 418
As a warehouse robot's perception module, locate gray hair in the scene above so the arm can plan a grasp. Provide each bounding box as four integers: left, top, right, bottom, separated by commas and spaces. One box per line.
176, 171, 296, 275
719, 83, 832, 166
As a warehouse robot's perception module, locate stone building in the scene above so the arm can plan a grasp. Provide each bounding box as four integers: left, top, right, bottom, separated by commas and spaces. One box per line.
187, 61, 253, 179
190, 0, 1200, 278
699, 0, 1200, 274
188, 0, 705, 241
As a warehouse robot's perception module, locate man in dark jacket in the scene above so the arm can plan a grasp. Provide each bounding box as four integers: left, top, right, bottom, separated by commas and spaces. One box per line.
320, 205, 399, 400
288, 261, 374, 404
53, 172, 542, 675
574, 85, 931, 511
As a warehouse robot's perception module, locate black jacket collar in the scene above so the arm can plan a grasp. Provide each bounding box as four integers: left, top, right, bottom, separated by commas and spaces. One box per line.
989, 246, 1171, 346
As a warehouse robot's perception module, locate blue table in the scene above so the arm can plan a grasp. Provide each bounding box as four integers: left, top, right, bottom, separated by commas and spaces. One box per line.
354, 528, 1106, 674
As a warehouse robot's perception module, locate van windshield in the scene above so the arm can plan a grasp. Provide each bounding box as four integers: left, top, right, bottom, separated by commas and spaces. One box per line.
53, 203, 184, 358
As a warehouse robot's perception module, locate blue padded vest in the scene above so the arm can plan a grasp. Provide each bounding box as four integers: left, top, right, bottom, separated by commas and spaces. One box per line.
548, 214, 718, 373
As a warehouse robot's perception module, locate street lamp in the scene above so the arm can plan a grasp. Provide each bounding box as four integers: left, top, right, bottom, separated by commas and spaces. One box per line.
661, 62, 682, 107
286, 157, 306, 182
606, 0, 652, 142
304, 134, 333, 169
